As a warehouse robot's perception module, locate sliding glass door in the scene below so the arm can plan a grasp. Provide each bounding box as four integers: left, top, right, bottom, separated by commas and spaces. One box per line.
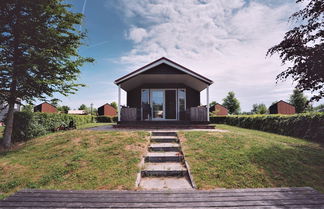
151, 90, 164, 119
141, 88, 186, 120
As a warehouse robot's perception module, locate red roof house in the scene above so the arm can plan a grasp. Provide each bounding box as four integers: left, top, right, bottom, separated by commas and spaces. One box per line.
269, 100, 296, 115
34, 102, 57, 113
98, 104, 117, 117
209, 104, 228, 116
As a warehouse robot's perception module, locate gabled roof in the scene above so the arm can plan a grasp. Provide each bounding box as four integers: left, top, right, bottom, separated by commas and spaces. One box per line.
98, 103, 114, 108
269, 100, 295, 108
114, 57, 213, 85
215, 103, 227, 109
35, 102, 56, 108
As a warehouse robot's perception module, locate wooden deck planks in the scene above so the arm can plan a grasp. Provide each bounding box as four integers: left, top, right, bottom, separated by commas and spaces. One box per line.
1, 187, 323, 208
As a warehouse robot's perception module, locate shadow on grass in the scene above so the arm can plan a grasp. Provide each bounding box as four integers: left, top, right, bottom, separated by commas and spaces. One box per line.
247, 143, 324, 193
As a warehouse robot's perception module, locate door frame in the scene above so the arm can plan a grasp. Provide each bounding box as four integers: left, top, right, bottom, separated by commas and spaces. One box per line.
150, 89, 166, 120
141, 88, 185, 121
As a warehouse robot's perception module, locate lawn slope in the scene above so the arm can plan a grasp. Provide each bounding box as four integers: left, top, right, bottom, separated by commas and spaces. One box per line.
0, 130, 148, 199
180, 125, 324, 192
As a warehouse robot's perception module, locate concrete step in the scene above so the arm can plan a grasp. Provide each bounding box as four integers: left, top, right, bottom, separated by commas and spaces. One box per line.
149, 143, 180, 152
150, 136, 178, 143
139, 177, 193, 190
152, 132, 177, 136
141, 162, 187, 177
145, 152, 183, 162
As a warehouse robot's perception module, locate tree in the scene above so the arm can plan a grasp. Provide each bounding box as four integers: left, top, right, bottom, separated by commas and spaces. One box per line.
58, 105, 70, 114
289, 89, 308, 113
110, 102, 118, 110
251, 103, 268, 114
0, 0, 94, 148
209, 101, 217, 107
267, 0, 324, 102
78, 104, 87, 111
222, 91, 240, 114
50, 98, 60, 107
313, 104, 324, 112
21, 104, 34, 112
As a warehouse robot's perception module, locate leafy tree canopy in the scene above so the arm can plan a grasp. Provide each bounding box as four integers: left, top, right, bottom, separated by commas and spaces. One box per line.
110, 102, 118, 110
222, 91, 240, 114
251, 103, 268, 114
57, 105, 70, 114
0, 0, 94, 147
209, 101, 217, 107
289, 89, 309, 113
78, 104, 87, 111
267, 0, 324, 102
21, 104, 34, 112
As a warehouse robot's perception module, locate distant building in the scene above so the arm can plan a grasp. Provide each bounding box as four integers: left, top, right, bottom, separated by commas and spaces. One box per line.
98, 104, 117, 116
269, 100, 296, 115
68, 110, 87, 115
209, 103, 228, 116
34, 102, 57, 113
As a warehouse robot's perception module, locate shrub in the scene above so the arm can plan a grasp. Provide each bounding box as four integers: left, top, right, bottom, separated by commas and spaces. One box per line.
210, 113, 324, 143
96, 116, 118, 123
11, 112, 93, 142
210, 116, 227, 124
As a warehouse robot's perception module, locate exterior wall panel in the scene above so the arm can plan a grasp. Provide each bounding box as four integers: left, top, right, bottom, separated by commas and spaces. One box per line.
98, 104, 117, 116
269, 101, 296, 115
210, 104, 228, 115
34, 103, 57, 113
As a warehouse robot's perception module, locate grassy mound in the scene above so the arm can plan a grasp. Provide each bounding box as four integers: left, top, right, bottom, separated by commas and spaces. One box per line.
180, 125, 324, 192
0, 130, 148, 199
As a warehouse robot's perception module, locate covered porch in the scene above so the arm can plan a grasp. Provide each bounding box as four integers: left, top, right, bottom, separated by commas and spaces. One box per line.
114, 57, 213, 124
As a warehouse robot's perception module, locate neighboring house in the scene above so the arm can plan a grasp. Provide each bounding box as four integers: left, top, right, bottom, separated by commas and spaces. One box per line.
114, 57, 213, 122
98, 104, 117, 117
68, 110, 87, 115
209, 103, 228, 116
0, 103, 21, 125
34, 102, 57, 113
269, 100, 296, 114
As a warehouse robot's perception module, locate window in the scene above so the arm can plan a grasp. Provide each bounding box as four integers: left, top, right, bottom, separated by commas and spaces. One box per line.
178, 89, 186, 120
141, 89, 150, 120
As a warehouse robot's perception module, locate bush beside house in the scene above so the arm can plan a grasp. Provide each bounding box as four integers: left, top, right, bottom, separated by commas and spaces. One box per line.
96, 116, 118, 123
211, 113, 324, 143
11, 112, 93, 142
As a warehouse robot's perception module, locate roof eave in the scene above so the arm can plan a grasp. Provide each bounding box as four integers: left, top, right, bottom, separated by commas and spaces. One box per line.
114, 57, 213, 86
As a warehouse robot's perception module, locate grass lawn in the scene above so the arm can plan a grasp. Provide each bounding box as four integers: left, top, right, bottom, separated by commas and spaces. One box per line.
0, 130, 149, 199
77, 122, 114, 129
180, 124, 324, 193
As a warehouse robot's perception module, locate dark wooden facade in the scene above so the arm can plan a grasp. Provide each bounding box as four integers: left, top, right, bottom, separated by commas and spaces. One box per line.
98, 104, 117, 116
269, 100, 296, 114
34, 102, 57, 113
115, 57, 213, 122
127, 85, 200, 110
209, 104, 228, 116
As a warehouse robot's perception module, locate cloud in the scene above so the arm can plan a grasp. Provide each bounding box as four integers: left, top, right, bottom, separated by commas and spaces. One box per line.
111, 0, 319, 111
127, 27, 148, 43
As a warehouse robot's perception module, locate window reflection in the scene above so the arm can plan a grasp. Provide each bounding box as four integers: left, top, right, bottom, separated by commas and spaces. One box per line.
178, 89, 186, 120
141, 89, 150, 120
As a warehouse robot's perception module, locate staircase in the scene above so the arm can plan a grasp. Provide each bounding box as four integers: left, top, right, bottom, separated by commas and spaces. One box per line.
139, 131, 194, 190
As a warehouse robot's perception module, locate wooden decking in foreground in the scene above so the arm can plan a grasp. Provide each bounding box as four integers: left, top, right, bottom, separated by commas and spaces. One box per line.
1, 187, 323, 208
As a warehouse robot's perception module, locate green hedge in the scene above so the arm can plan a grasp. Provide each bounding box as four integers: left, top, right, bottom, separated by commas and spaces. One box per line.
210, 116, 227, 124
11, 112, 93, 142
95, 116, 118, 123
211, 113, 324, 143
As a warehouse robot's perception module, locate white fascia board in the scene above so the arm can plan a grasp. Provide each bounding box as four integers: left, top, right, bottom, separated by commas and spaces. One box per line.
115, 59, 213, 85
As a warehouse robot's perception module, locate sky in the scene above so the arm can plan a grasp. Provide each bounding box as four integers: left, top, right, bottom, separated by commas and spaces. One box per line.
51, 0, 321, 112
